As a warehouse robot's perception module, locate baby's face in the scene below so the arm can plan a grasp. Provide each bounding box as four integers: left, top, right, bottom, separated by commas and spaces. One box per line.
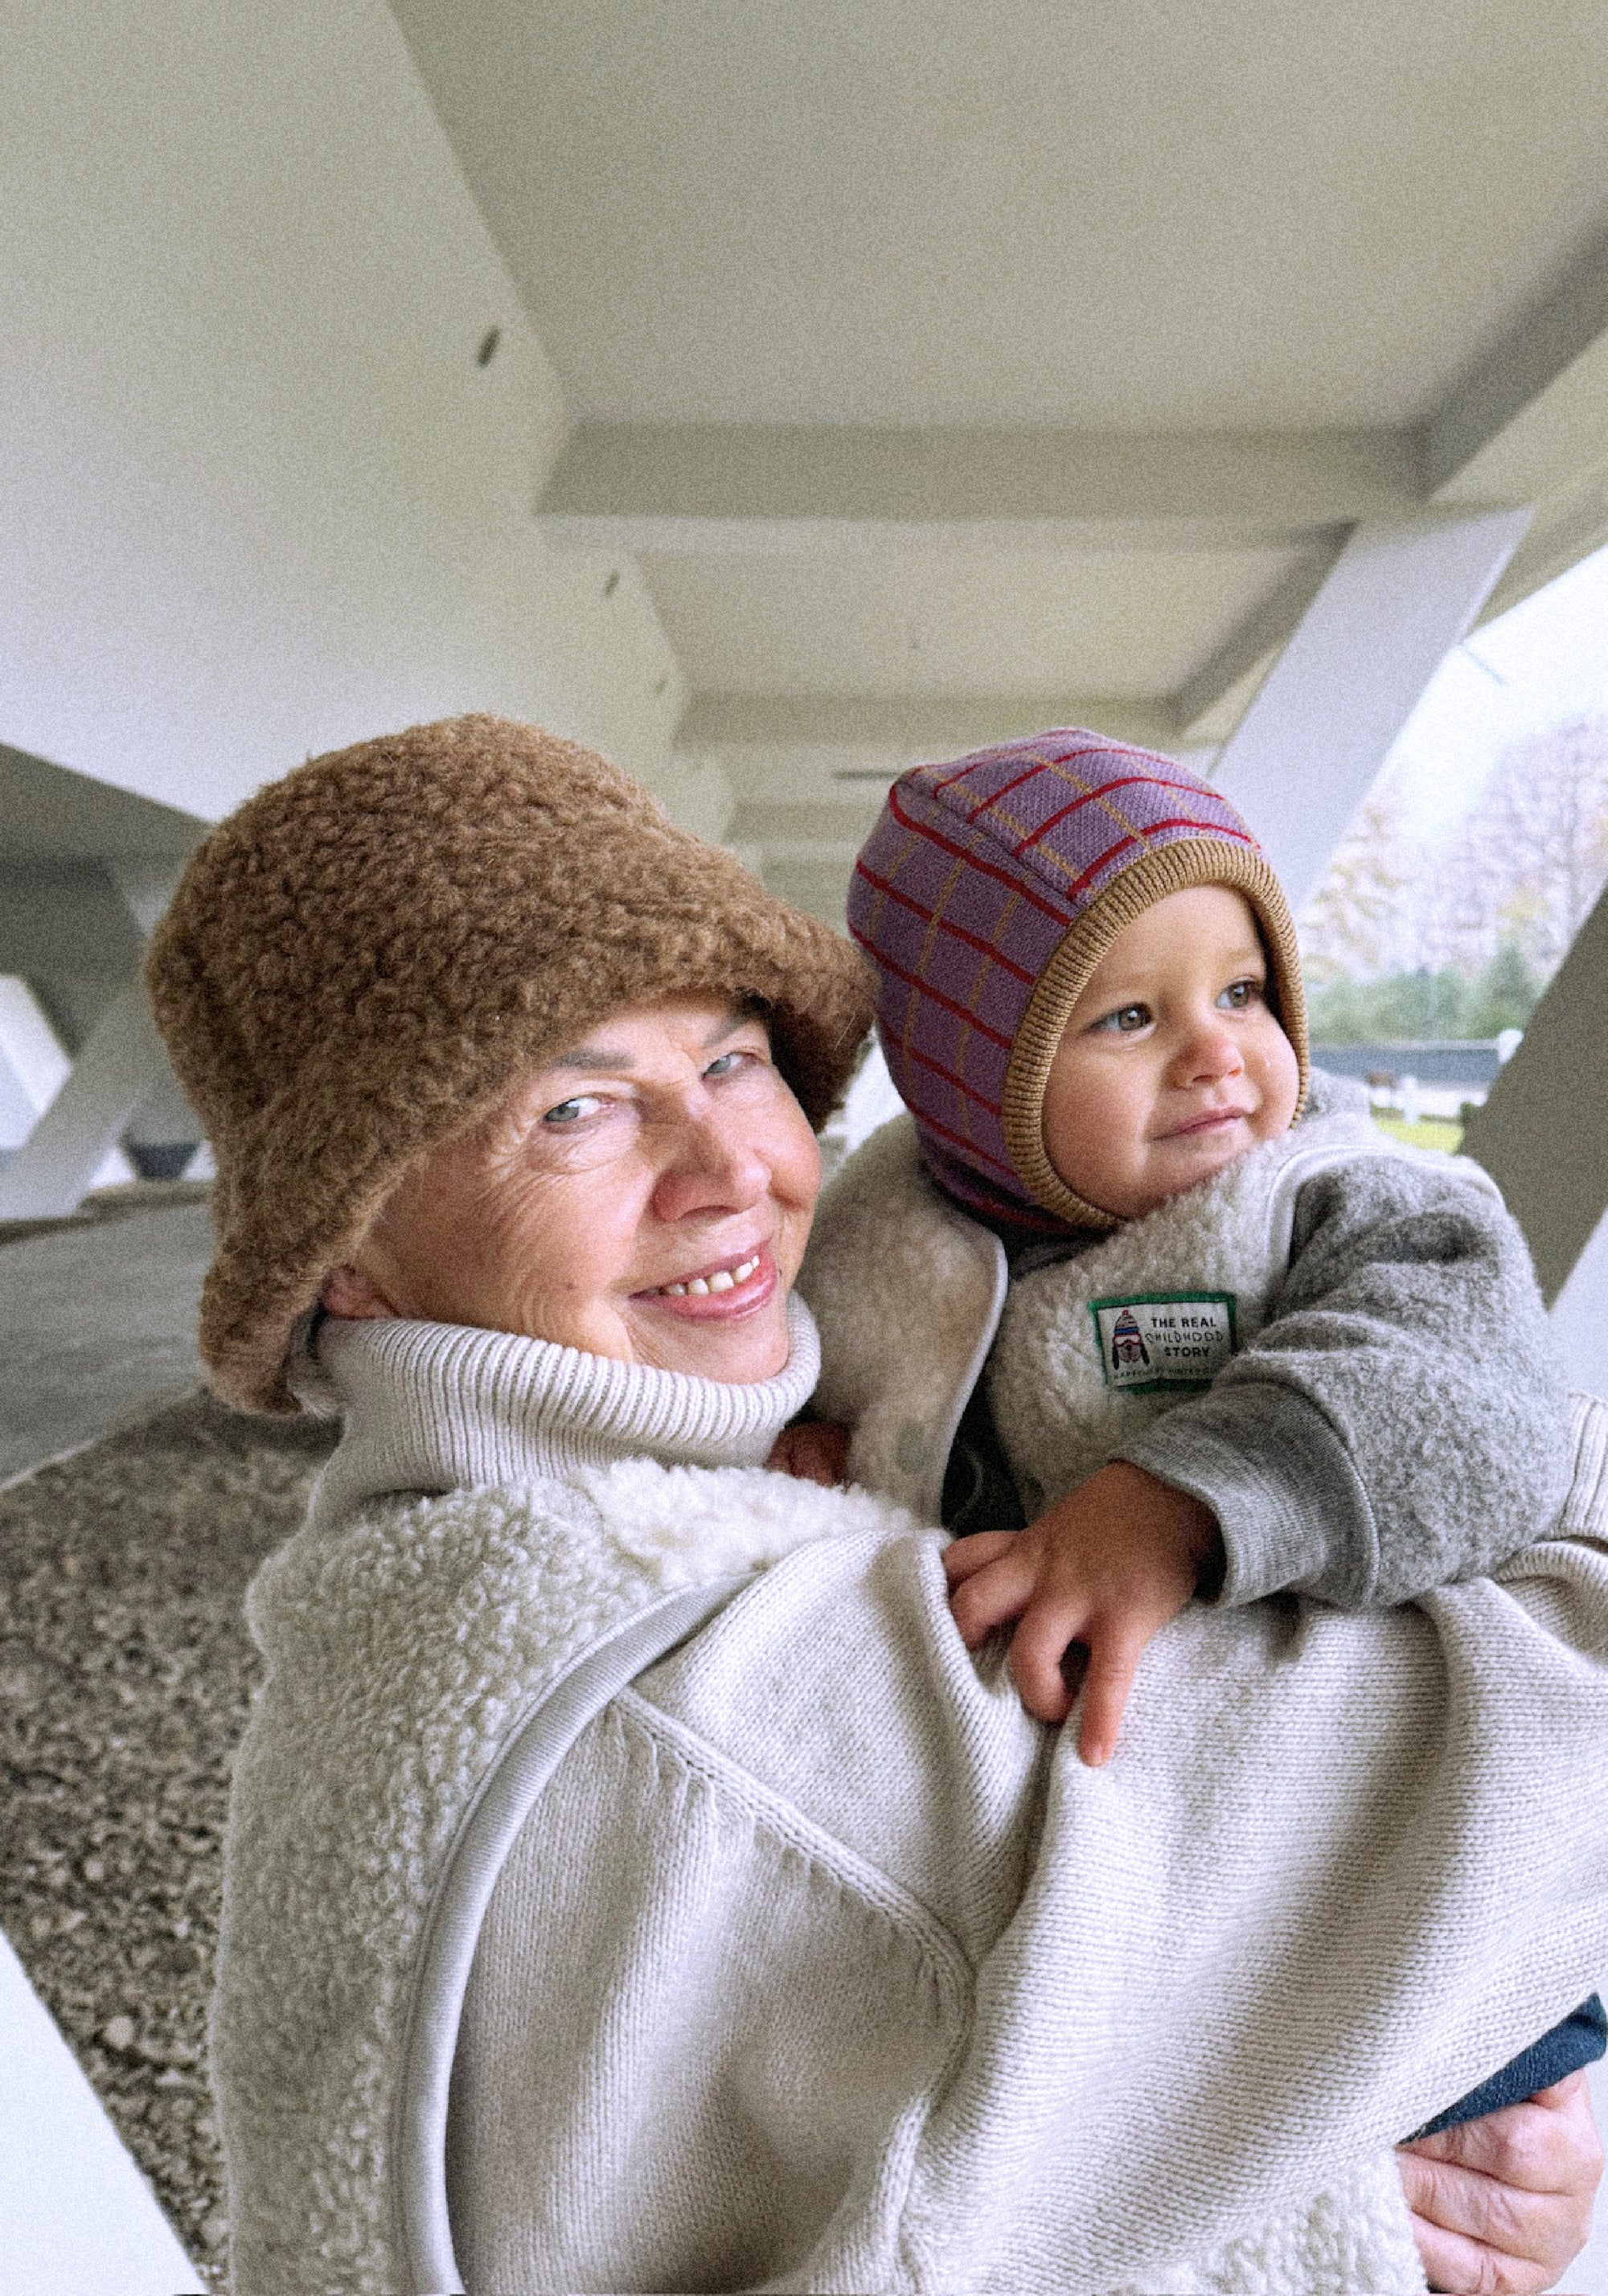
1040, 886, 1300, 1219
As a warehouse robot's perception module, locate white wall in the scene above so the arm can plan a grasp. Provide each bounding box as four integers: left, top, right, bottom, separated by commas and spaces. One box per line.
0, 0, 687, 825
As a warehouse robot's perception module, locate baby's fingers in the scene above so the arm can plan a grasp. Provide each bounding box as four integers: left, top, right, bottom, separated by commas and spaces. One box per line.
942, 1530, 1021, 1586
946, 1546, 1040, 1650
1007, 1602, 1092, 1725
1073, 1624, 1153, 1768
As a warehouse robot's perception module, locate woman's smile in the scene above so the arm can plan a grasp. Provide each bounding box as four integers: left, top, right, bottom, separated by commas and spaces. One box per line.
637, 1241, 777, 1314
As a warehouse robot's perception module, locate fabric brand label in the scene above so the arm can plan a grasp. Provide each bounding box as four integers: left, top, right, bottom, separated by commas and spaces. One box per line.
1089, 1292, 1238, 1392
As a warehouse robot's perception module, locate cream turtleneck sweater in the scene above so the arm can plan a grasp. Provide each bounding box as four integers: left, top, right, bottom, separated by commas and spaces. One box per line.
304, 1290, 821, 1535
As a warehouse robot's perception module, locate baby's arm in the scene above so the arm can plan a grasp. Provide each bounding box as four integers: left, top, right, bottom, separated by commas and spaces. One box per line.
1116, 1156, 1573, 1610
948, 1154, 1569, 1760
944, 1463, 1221, 1759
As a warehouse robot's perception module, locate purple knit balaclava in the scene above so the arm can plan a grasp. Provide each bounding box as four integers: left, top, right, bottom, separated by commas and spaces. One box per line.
847, 728, 1307, 1234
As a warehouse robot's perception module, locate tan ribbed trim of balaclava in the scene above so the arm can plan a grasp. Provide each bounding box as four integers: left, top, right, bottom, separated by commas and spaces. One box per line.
146, 715, 873, 1413
1002, 840, 1310, 1229
848, 730, 1309, 1238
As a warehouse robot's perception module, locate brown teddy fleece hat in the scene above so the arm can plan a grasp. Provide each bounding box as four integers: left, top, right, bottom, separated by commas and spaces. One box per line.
146, 715, 874, 1414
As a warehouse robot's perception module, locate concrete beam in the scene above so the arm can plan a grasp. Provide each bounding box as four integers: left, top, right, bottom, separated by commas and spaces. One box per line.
677, 693, 1182, 754
1171, 547, 1343, 737
0, 1929, 200, 2292
1430, 222, 1608, 502
2, 0, 683, 817
728, 800, 887, 847
541, 425, 1423, 554
0, 742, 201, 864
1461, 880, 1608, 1305
1210, 506, 1533, 912
752, 848, 860, 929
1474, 469, 1608, 629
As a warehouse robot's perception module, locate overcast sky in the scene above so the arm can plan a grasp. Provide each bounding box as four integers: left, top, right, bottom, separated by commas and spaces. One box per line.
1385, 540, 1608, 838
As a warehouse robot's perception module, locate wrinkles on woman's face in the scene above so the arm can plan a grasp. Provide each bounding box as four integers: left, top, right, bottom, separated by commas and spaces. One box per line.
347, 996, 821, 1381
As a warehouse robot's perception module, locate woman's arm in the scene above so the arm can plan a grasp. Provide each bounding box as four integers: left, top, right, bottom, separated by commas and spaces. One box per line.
1397, 2073, 1604, 2294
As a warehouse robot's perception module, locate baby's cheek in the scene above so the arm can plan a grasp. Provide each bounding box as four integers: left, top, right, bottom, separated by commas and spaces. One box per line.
1256, 1024, 1302, 1133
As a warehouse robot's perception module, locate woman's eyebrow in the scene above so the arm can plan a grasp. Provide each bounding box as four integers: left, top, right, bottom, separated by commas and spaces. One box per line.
547, 1008, 755, 1075
553, 1044, 634, 1072
701, 1005, 760, 1047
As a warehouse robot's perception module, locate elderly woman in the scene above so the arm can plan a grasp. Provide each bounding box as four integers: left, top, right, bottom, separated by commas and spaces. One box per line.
148, 717, 1608, 2296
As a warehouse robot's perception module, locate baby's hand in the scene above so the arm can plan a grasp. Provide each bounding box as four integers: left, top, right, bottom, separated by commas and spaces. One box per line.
943, 1462, 1221, 1763
767, 1420, 852, 1488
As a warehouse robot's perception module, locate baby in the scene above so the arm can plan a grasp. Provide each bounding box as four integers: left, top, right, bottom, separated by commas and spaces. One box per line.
781, 727, 1607, 2133
782, 730, 1575, 1767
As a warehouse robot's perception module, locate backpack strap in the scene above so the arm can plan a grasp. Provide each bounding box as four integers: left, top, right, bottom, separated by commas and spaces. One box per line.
392, 1574, 754, 2294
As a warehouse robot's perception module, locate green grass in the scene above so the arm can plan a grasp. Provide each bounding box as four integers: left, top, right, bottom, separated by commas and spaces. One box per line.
1368, 1112, 1463, 1153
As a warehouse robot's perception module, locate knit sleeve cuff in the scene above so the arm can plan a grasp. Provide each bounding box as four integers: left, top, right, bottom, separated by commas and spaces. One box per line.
1118, 1383, 1380, 1609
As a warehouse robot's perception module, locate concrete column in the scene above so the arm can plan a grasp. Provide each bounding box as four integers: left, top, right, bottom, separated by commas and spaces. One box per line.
1461, 877, 1608, 1306
0, 974, 137, 1195
0, 982, 172, 1221
0, 1929, 200, 2291
1548, 1213, 1608, 1400
1212, 507, 1534, 910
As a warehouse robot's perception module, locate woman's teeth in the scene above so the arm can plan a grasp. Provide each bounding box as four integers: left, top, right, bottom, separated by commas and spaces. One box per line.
658, 1253, 761, 1298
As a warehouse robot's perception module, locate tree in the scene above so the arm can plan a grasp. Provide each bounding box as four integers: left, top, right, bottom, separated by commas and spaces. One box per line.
1462, 941, 1543, 1037
1298, 713, 1608, 1038
1298, 793, 1413, 986
1438, 716, 1608, 981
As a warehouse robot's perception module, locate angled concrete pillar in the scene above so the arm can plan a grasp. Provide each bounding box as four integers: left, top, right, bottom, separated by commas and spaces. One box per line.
0, 1929, 200, 2292
1549, 1215, 1608, 1402
0, 974, 137, 1193
1212, 506, 1534, 909
1461, 877, 1608, 1307
0, 981, 171, 1220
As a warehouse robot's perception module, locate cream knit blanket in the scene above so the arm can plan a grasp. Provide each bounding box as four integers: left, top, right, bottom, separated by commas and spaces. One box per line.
215, 1314, 1608, 2295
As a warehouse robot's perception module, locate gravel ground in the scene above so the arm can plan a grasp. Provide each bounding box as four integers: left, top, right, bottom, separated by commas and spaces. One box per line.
0, 1389, 336, 2284
0, 1187, 212, 1486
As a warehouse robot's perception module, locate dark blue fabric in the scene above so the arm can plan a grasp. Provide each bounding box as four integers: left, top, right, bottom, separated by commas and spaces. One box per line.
1411, 1995, 1607, 2138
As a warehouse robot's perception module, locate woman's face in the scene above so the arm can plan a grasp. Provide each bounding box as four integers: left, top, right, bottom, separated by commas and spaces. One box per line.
323, 995, 822, 1382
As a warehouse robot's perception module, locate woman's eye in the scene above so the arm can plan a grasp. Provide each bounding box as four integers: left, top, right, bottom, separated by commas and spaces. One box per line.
704, 1048, 757, 1079
1095, 1002, 1152, 1034
541, 1094, 603, 1125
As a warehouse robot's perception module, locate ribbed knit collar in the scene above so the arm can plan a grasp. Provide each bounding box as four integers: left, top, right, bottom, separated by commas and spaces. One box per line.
304, 1294, 820, 1535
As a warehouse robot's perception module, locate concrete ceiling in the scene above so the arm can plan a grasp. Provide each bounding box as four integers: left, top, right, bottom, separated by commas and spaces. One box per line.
390, 0, 1608, 429
388, 0, 1608, 915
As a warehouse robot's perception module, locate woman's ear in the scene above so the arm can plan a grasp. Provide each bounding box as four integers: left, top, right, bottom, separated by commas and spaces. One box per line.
319, 1263, 397, 1321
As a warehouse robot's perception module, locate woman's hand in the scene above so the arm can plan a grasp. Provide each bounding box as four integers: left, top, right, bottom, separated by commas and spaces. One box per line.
1397, 2073, 1604, 2292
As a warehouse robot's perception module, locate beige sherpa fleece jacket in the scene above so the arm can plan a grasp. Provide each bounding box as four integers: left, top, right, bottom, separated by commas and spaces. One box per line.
799, 1082, 1569, 1605
215, 1313, 1608, 2296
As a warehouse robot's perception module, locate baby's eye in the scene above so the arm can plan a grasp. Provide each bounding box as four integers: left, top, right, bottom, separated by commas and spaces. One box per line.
1093, 1002, 1153, 1034
542, 1094, 604, 1125
1217, 978, 1265, 1011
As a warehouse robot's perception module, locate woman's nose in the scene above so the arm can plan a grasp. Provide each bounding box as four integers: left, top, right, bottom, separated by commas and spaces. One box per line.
650, 1105, 772, 1221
